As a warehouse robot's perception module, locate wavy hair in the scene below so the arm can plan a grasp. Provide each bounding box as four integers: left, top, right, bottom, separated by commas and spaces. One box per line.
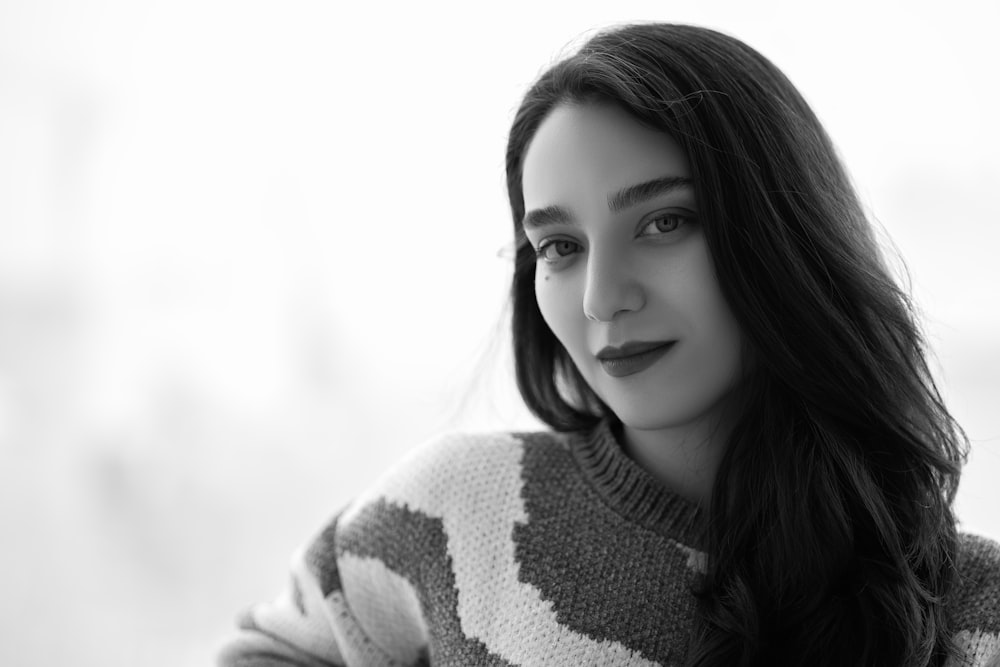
505, 23, 968, 667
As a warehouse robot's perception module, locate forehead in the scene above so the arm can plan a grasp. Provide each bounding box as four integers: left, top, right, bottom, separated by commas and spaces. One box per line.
521, 102, 690, 206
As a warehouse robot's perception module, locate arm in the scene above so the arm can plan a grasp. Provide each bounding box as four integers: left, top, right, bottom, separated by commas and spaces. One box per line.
216, 509, 430, 667
948, 533, 1000, 667
217, 431, 472, 666
216, 543, 348, 667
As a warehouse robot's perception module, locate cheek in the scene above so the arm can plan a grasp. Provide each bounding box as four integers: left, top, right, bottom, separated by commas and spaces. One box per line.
535, 272, 582, 349
664, 247, 743, 374
689, 271, 744, 378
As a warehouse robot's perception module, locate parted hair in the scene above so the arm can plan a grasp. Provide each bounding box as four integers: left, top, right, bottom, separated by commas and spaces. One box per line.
505, 23, 968, 667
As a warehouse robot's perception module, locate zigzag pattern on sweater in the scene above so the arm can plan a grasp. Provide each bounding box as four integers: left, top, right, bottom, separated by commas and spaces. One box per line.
220, 425, 1000, 666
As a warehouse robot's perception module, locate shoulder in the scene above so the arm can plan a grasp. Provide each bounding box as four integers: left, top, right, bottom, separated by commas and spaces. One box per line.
948, 531, 1000, 663
303, 429, 563, 590
956, 532, 1000, 584
954, 531, 1000, 617
338, 428, 564, 530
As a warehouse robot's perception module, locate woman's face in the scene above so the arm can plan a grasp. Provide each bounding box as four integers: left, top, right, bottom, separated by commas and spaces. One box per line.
521, 102, 744, 432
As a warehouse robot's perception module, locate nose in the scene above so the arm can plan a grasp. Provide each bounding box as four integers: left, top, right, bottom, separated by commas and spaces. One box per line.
582, 247, 645, 323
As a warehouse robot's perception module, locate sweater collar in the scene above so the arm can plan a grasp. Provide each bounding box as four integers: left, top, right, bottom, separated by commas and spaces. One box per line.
568, 419, 707, 550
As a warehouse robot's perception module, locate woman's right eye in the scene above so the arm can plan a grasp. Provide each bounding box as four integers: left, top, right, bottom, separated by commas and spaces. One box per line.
535, 239, 581, 264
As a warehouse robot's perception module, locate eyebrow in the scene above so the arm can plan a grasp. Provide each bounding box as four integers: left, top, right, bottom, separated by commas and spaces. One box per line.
521, 175, 694, 230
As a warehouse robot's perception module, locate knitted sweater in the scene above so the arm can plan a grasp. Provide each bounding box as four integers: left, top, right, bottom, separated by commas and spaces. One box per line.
218, 422, 1000, 666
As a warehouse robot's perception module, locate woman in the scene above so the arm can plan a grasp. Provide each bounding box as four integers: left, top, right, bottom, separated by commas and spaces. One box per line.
218, 23, 1000, 666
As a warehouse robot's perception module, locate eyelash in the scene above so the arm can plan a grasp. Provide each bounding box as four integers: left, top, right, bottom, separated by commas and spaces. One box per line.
535, 239, 580, 263
638, 212, 689, 237
534, 212, 693, 264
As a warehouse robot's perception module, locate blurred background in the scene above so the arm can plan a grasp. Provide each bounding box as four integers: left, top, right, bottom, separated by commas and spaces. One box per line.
0, 0, 997, 664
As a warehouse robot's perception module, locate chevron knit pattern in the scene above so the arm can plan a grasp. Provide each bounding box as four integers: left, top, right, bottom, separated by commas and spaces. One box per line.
217, 422, 1000, 666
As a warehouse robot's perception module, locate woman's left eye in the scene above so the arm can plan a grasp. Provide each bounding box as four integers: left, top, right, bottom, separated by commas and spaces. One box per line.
638, 212, 691, 237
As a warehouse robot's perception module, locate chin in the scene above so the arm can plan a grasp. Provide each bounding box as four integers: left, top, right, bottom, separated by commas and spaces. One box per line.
615, 414, 698, 433
606, 401, 691, 431
604, 390, 737, 433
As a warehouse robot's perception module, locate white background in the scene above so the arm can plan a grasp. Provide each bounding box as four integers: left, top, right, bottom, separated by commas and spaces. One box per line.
0, 1, 997, 664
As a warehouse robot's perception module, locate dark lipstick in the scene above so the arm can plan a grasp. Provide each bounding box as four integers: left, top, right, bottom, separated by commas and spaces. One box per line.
596, 341, 676, 378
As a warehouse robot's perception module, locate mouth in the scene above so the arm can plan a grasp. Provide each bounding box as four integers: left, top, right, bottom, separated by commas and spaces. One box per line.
596, 340, 676, 360
596, 341, 677, 378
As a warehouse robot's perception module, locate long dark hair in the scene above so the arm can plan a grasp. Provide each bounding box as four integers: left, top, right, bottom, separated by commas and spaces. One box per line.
505, 23, 968, 667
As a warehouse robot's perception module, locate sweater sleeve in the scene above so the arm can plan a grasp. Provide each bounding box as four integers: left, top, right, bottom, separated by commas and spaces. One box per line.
215, 534, 349, 667
216, 430, 512, 666
947, 533, 1000, 667
216, 503, 431, 667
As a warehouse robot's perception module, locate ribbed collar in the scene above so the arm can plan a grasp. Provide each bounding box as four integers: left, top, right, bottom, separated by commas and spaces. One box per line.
569, 419, 707, 550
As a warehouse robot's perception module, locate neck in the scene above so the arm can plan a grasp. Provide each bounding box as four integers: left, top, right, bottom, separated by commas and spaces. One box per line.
617, 405, 734, 508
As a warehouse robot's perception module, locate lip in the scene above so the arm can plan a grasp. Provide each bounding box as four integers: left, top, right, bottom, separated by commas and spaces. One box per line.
596, 340, 676, 378
596, 340, 675, 360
